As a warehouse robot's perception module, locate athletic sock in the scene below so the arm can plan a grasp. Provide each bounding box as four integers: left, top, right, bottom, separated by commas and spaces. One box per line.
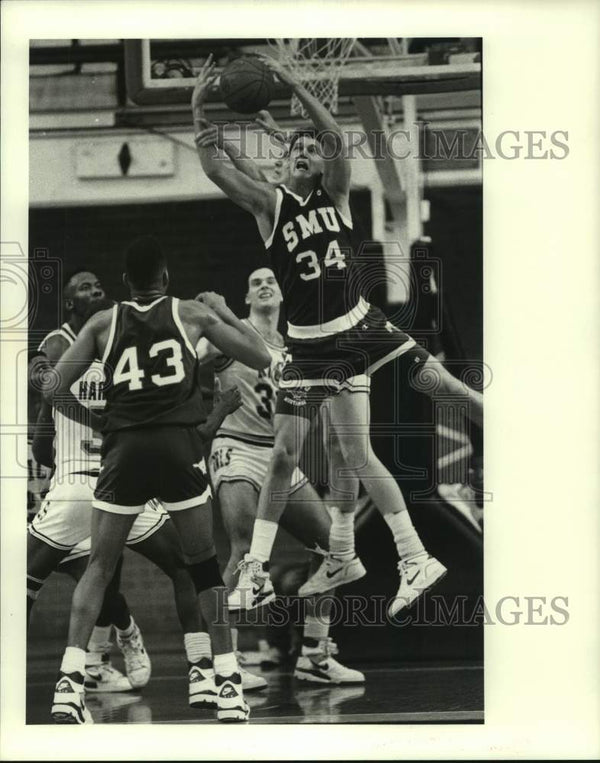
303, 615, 330, 647
213, 652, 239, 677
60, 646, 86, 680
249, 519, 278, 564
86, 625, 112, 666
384, 510, 427, 561
230, 627, 239, 653
328, 507, 355, 561
116, 616, 135, 640
184, 631, 212, 669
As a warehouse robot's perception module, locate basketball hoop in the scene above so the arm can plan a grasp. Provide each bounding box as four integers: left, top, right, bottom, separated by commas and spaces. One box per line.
267, 38, 357, 117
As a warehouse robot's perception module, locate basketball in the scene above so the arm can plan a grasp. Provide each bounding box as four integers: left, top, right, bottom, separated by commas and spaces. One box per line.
220, 57, 275, 114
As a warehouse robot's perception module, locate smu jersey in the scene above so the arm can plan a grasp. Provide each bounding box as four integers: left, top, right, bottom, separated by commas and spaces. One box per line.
101, 296, 205, 432
197, 320, 285, 447
38, 323, 104, 479
266, 183, 358, 329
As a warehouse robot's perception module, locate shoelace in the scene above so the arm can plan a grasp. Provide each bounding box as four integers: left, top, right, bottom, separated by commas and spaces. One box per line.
316, 637, 339, 659
397, 554, 429, 577
234, 558, 266, 583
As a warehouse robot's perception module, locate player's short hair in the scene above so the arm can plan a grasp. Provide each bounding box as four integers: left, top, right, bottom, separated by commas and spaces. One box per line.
62, 268, 98, 308
63, 267, 95, 294
288, 129, 319, 152
124, 236, 167, 288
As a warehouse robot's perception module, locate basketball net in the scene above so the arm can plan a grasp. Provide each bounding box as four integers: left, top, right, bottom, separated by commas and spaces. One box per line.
267, 38, 357, 117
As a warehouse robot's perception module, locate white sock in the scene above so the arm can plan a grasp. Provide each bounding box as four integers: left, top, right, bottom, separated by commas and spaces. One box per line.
86, 625, 112, 666
116, 616, 135, 639
60, 646, 86, 678
384, 510, 426, 561
303, 614, 330, 644
213, 651, 238, 677
230, 627, 239, 652
328, 507, 355, 561
88, 625, 112, 651
249, 519, 278, 564
184, 632, 212, 665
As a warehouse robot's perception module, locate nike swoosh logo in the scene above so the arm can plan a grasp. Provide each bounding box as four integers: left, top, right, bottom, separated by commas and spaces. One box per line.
253, 590, 272, 604
325, 568, 342, 579
406, 572, 420, 585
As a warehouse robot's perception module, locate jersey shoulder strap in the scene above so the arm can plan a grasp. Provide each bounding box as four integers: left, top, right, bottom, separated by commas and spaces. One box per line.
38, 323, 76, 353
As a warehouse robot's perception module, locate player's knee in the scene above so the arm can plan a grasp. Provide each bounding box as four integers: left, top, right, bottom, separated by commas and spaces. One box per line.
86, 555, 120, 587
185, 554, 224, 593
337, 434, 370, 471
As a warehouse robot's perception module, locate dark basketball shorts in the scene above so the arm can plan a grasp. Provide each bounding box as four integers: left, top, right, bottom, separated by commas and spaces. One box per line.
276, 305, 431, 419
93, 425, 211, 515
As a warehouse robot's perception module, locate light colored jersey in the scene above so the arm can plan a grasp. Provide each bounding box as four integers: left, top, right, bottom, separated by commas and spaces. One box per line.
196, 319, 286, 447
39, 324, 105, 479
27, 438, 51, 519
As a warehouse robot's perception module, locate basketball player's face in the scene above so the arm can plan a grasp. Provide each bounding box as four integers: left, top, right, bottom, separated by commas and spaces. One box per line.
288, 137, 323, 183
246, 269, 282, 311
66, 272, 107, 318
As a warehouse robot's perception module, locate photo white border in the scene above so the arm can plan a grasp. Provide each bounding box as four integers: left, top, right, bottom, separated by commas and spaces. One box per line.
2, 0, 600, 759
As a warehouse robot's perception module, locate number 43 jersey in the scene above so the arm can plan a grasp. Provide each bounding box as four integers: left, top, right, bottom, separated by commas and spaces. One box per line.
100, 296, 205, 433
208, 320, 285, 448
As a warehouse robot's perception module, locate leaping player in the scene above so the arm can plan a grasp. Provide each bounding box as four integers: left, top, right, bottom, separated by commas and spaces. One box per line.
192, 55, 483, 616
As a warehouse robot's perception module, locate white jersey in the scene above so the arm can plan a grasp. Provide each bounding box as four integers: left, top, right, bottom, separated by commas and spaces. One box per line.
196, 319, 285, 447
38, 324, 105, 479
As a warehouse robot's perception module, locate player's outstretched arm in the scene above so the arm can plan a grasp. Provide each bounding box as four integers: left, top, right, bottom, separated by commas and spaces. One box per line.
192, 63, 277, 220
258, 54, 351, 203
182, 298, 271, 371
194, 118, 276, 219
194, 121, 269, 183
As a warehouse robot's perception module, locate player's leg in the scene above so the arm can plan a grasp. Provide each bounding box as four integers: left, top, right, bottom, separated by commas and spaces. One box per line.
60, 552, 135, 693
418, 355, 484, 428
229, 411, 312, 610
52, 508, 137, 724
26, 533, 69, 625
280, 484, 364, 684
161, 425, 248, 721
218, 481, 259, 589
167, 504, 248, 721
295, 413, 367, 596
129, 515, 216, 705
328, 388, 447, 615
207, 481, 268, 691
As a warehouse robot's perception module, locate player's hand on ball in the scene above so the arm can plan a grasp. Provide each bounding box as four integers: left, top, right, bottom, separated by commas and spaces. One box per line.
196, 291, 228, 312
191, 53, 218, 110
216, 386, 243, 415
255, 54, 297, 87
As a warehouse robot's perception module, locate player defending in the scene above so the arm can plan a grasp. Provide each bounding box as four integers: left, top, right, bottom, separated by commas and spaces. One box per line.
28, 270, 151, 691
45, 237, 271, 723
198, 267, 364, 684
192, 55, 484, 616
